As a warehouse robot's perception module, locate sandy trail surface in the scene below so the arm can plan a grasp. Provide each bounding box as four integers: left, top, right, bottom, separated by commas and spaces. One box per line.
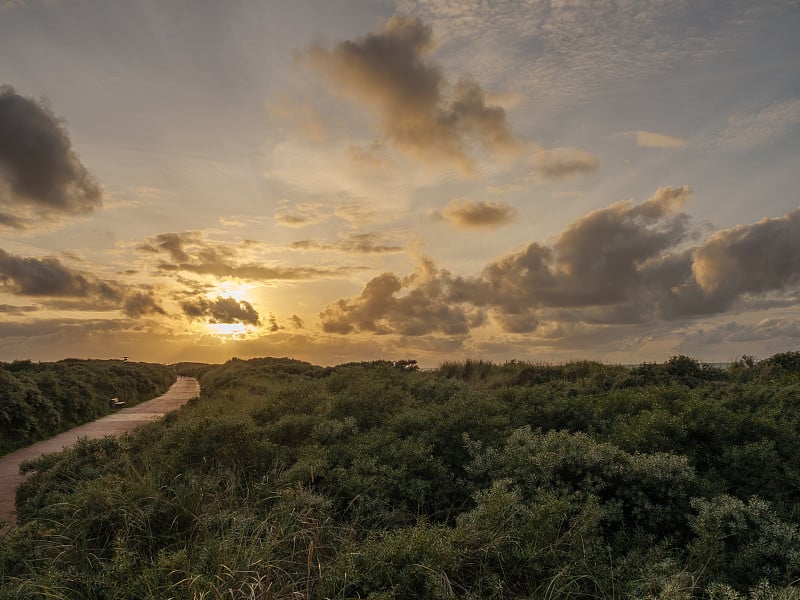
0, 377, 200, 525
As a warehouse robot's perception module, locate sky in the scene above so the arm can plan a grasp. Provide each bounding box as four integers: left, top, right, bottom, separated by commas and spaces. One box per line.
1, 0, 800, 367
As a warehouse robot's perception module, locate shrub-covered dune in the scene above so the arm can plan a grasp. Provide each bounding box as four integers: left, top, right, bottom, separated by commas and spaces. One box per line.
2, 354, 800, 598
0, 359, 175, 455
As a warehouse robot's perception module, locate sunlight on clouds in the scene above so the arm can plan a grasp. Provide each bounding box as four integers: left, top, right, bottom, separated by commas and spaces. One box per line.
209, 281, 254, 303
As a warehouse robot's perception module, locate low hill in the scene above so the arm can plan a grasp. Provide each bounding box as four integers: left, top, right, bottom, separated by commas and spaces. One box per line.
2, 353, 800, 598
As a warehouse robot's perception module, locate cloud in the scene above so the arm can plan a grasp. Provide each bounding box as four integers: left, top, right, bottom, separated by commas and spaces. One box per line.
124, 291, 166, 318
290, 314, 304, 329
290, 233, 404, 254
0, 211, 26, 229
676, 209, 800, 314
0, 247, 170, 318
267, 313, 283, 332
322, 185, 800, 337
532, 147, 599, 180
438, 199, 515, 229
302, 16, 517, 173
274, 208, 323, 228
0, 86, 102, 228
0, 247, 122, 300
683, 318, 800, 346
181, 296, 260, 326
1, 0, 29, 10
715, 98, 800, 149
321, 257, 483, 336
139, 231, 362, 281
621, 130, 688, 148
450, 186, 692, 321
401, 1, 788, 112
0, 303, 38, 315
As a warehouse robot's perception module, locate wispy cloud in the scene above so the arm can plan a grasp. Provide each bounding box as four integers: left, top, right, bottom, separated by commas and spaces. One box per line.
398, 1, 787, 108
532, 147, 599, 181
290, 233, 405, 254
438, 199, 515, 229
621, 130, 688, 148
714, 98, 800, 149
139, 231, 364, 281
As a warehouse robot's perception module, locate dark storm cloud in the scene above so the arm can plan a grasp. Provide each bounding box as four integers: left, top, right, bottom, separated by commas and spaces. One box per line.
181, 296, 260, 326
321, 186, 800, 337
303, 17, 517, 172
140, 231, 362, 281
0, 86, 101, 228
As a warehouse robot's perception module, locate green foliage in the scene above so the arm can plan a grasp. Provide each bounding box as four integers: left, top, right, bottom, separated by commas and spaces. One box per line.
0, 359, 174, 455
3, 352, 800, 598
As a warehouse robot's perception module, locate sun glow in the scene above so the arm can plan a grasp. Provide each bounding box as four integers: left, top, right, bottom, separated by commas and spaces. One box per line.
210, 281, 254, 303
205, 322, 252, 338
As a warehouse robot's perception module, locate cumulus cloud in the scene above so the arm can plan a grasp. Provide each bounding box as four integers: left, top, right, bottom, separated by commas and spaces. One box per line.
290, 233, 404, 254
532, 147, 599, 180
139, 231, 362, 281
439, 199, 515, 229
621, 130, 688, 148
303, 16, 517, 173
290, 314, 304, 329
321, 257, 483, 336
0, 86, 102, 228
181, 296, 260, 326
321, 186, 800, 337
675, 209, 800, 314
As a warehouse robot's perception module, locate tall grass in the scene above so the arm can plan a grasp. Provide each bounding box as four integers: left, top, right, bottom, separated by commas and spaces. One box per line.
3, 353, 800, 598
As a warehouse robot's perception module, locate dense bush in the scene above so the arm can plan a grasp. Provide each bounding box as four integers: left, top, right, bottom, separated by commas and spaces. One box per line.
2, 353, 800, 598
0, 359, 175, 454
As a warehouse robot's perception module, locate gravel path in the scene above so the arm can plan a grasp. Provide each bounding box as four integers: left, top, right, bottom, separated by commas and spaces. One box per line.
0, 376, 200, 526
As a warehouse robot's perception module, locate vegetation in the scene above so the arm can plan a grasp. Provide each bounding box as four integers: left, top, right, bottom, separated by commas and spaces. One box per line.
0, 359, 175, 455
2, 353, 800, 598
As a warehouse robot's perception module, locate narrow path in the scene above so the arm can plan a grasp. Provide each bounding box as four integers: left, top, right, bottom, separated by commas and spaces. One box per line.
0, 376, 200, 525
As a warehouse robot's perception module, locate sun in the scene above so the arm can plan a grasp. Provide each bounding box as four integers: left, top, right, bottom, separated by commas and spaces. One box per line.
199, 281, 262, 339
205, 322, 250, 338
